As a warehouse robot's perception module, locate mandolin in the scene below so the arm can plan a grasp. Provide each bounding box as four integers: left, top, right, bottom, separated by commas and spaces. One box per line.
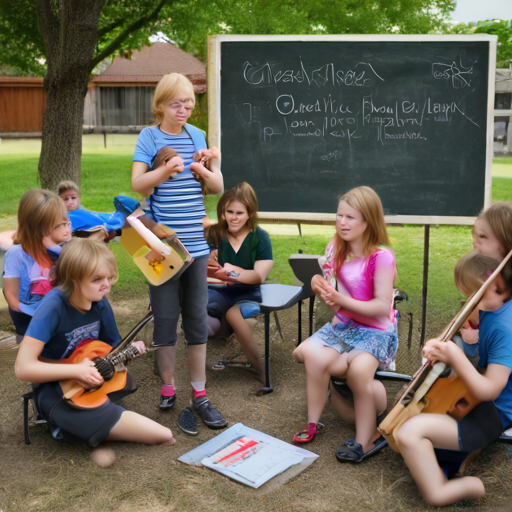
379, 249, 512, 452
120, 210, 193, 286
59, 311, 154, 409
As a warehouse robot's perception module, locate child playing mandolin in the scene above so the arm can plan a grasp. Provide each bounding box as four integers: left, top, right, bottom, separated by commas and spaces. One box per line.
395, 251, 512, 506
3, 189, 71, 341
292, 186, 397, 462
459, 203, 512, 380
15, 239, 175, 450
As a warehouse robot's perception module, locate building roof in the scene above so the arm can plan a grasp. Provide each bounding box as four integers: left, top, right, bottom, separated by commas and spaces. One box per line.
92, 42, 206, 92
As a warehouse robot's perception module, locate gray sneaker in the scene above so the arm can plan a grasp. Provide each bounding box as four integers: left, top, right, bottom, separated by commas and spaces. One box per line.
178, 407, 198, 436
192, 396, 228, 430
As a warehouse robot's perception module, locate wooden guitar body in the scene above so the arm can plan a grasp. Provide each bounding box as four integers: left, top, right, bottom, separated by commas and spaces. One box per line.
422, 371, 479, 421
59, 340, 128, 409
120, 214, 193, 286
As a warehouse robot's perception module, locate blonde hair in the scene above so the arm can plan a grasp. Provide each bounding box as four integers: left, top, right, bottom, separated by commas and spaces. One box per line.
453, 250, 512, 298
332, 186, 390, 275
14, 189, 68, 268
52, 239, 118, 297
152, 73, 196, 124
207, 182, 259, 245
476, 201, 512, 254
57, 180, 80, 196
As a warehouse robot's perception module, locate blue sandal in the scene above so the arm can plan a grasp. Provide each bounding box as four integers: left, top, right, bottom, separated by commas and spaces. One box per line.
336, 434, 387, 463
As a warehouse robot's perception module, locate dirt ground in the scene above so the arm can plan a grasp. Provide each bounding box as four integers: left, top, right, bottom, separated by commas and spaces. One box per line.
2, 297, 512, 512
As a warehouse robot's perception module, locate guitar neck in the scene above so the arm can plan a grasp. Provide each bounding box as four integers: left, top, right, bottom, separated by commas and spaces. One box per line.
106, 345, 140, 366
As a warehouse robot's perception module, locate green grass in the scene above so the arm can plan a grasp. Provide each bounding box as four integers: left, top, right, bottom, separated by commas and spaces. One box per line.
1, 145, 511, 330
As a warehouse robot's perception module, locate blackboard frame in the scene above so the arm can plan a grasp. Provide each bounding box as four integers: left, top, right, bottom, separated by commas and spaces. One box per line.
208, 34, 497, 225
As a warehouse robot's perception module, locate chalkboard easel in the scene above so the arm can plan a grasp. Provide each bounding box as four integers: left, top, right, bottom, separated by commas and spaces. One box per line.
208, 34, 497, 345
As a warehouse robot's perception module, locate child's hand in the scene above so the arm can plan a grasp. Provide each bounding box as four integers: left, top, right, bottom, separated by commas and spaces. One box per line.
460, 326, 479, 345
193, 147, 221, 163
131, 341, 146, 356
223, 263, 236, 273
165, 156, 184, 178
75, 358, 104, 389
423, 339, 459, 365
320, 287, 343, 308
311, 274, 331, 295
190, 161, 213, 180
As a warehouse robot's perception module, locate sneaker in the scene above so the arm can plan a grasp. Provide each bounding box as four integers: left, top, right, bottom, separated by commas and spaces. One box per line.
178, 407, 198, 436
160, 393, 176, 410
192, 396, 228, 429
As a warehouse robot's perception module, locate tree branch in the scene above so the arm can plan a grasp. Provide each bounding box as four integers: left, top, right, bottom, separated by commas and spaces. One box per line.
89, 0, 173, 71
97, 18, 126, 39
33, 0, 60, 64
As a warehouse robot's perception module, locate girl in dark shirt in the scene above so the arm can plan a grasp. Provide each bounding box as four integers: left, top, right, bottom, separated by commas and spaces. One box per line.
207, 183, 273, 382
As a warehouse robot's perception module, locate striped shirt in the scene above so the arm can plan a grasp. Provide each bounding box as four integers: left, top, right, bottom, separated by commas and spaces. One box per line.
133, 125, 209, 258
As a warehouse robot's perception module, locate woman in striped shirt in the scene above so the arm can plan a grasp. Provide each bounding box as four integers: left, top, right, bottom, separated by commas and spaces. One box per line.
131, 73, 226, 432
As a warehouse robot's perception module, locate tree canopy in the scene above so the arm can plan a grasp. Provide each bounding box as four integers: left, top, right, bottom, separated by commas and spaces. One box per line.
449, 19, 512, 69
0, 0, 456, 74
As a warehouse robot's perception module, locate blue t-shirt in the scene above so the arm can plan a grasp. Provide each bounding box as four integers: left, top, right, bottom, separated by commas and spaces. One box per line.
464, 300, 512, 429
133, 124, 209, 258
3, 244, 61, 316
25, 288, 121, 360
69, 207, 125, 233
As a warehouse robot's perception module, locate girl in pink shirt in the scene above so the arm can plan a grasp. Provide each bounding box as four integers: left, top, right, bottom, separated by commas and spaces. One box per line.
293, 186, 397, 462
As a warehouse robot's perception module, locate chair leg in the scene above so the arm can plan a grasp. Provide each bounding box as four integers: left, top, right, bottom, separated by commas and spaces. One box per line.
263, 312, 272, 391
23, 392, 33, 445
308, 296, 314, 337
297, 300, 302, 346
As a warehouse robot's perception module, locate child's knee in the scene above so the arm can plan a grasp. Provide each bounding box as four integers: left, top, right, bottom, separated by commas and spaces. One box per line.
225, 304, 241, 321
394, 418, 421, 449
292, 346, 304, 363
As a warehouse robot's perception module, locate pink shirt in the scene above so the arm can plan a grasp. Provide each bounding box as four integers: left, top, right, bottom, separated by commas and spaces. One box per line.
322, 241, 396, 330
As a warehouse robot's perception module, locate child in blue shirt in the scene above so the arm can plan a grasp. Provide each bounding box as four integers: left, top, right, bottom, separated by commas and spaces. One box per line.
131, 72, 226, 431
57, 181, 125, 242
395, 251, 512, 506
3, 189, 71, 340
15, 238, 175, 450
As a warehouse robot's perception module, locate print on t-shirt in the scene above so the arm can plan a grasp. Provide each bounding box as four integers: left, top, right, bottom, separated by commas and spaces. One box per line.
62, 321, 101, 358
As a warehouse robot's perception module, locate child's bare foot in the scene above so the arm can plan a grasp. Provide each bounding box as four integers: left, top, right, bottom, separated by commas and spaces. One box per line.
462, 476, 485, 501
90, 447, 116, 468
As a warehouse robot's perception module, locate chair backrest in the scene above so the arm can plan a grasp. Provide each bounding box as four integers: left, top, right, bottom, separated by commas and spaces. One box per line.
288, 254, 322, 295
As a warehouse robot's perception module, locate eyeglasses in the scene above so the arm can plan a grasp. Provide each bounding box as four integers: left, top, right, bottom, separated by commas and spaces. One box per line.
168, 100, 195, 110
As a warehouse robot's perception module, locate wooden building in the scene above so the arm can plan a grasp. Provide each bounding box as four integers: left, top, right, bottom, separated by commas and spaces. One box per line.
0, 42, 206, 135
85, 42, 206, 129
0, 77, 46, 133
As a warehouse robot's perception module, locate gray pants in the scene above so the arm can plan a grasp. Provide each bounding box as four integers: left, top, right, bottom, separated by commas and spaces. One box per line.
150, 256, 208, 346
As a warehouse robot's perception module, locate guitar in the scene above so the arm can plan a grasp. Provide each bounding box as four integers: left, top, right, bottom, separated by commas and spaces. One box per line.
120, 210, 193, 286
379, 249, 512, 452
59, 311, 154, 409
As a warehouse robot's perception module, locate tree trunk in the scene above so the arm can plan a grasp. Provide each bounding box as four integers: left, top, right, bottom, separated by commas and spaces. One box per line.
35, 0, 104, 191
38, 73, 90, 190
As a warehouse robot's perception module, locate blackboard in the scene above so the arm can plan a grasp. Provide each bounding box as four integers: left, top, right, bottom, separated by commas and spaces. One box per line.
208, 35, 496, 224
